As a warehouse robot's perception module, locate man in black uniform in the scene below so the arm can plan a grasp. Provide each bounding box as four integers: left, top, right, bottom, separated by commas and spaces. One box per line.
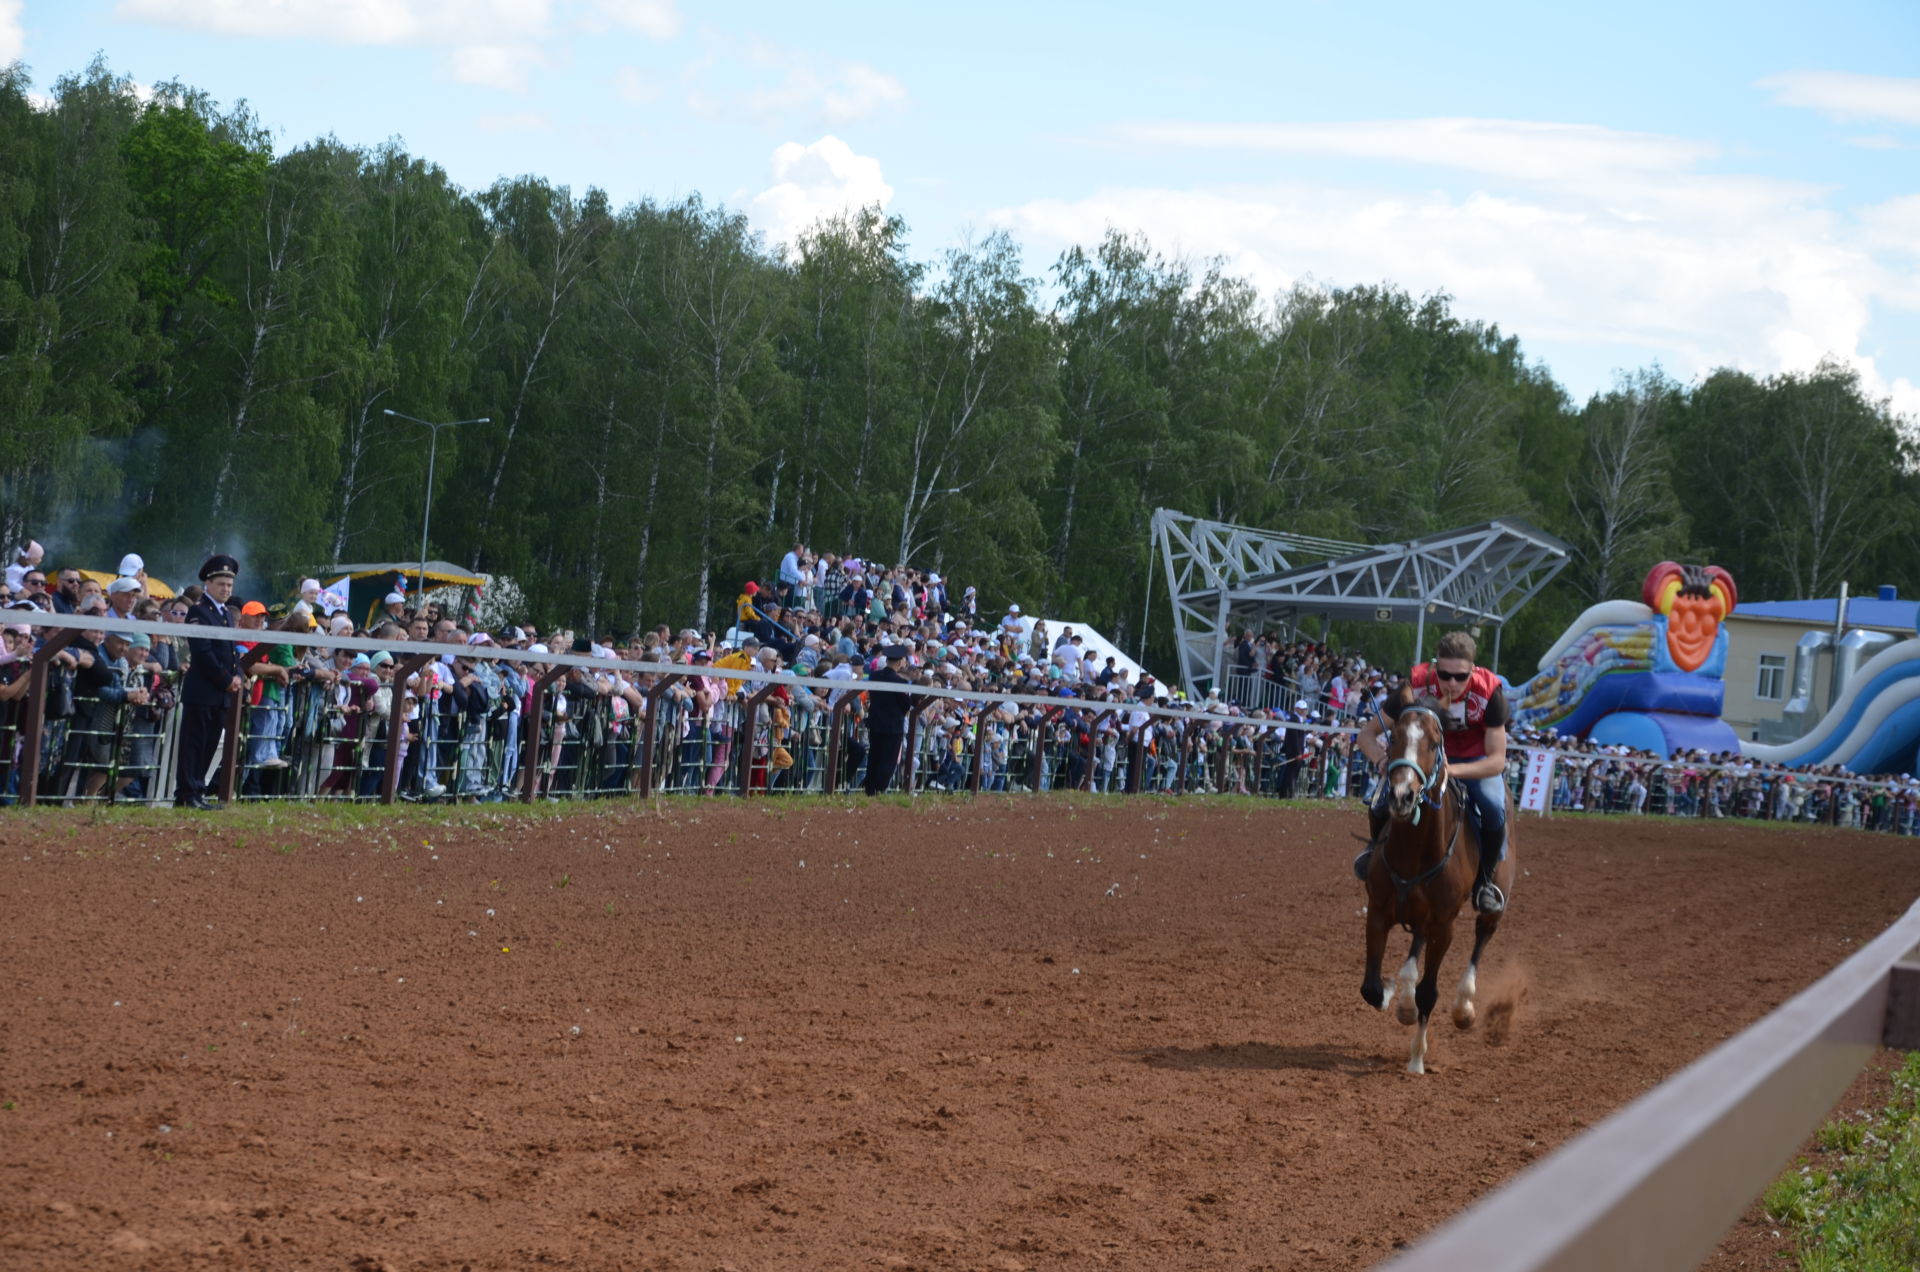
862, 645, 916, 796
174, 554, 243, 811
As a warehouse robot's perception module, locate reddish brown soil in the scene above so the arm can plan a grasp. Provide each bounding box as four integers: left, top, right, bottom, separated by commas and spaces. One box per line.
1, 799, 1916, 1272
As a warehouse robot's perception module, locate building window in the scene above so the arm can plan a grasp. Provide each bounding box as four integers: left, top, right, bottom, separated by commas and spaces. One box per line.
1756, 653, 1787, 702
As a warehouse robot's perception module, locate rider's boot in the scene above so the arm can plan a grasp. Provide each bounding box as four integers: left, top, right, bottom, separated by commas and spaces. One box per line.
1472, 823, 1507, 914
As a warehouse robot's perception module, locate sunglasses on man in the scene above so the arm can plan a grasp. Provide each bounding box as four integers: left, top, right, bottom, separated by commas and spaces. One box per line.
1433, 669, 1471, 682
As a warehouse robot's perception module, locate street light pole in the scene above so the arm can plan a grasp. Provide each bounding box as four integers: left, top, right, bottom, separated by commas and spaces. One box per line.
384, 409, 490, 605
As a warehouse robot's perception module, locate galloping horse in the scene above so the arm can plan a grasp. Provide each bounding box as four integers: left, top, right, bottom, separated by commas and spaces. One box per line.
1360, 691, 1516, 1074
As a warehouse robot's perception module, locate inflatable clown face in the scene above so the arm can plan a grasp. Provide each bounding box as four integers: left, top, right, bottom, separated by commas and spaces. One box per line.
1642, 562, 1737, 672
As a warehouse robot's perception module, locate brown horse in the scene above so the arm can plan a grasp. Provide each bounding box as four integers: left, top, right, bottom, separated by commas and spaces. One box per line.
1360, 694, 1516, 1074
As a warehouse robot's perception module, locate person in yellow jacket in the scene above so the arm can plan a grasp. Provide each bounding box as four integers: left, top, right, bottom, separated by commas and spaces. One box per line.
711, 640, 757, 700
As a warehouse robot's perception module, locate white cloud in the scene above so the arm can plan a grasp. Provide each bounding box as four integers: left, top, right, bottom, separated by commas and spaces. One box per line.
449, 44, 545, 94
476, 111, 552, 134
819, 62, 907, 123
1120, 118, 1716, 191
748, 135, 893, 253
688, 40, 906, 126
588, 0, 678, 39
0, 0, 23, 63
114, 0, 553, 46
614, 65, 662, 104
993, 116, 1920, 421
1759, 71, 1920, 127
114, 0, 678, 94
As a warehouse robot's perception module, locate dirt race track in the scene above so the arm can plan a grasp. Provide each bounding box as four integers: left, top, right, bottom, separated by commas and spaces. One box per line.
2, 797, 1917, 1272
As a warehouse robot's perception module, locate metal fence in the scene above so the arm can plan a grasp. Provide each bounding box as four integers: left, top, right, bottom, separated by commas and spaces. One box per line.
0, 613, 1372, 809
1506, 747, 1920, 833
6, 613, 1920, 838
1383, 896, 1920, 1272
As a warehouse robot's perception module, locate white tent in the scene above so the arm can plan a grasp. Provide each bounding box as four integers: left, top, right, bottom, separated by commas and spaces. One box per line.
1004, 615, 1156, 692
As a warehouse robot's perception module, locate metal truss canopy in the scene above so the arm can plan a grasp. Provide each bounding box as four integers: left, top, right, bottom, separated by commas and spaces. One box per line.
1151, 508, 1572, 697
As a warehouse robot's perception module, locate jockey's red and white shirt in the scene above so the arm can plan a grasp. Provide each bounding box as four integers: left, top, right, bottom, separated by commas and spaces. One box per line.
1381, 663, 1509, 762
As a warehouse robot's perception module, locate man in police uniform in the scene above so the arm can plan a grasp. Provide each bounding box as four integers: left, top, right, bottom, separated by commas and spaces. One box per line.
862, 645, 916, 796
174, 554, 244, 810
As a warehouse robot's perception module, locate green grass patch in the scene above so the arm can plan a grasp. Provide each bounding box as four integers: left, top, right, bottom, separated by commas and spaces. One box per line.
1764, 1051, 1920, 1272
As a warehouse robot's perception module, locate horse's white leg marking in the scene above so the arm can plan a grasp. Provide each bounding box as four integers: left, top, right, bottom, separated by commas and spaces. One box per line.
1453, 962, 1477, 1029
1407, 1016, 1429, 1075
1394, 955, 1419, 1025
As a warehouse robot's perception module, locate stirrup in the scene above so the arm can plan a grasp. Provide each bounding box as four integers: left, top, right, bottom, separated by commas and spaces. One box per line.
1474, 880, 1506, 914
1352, 849, 1373, 882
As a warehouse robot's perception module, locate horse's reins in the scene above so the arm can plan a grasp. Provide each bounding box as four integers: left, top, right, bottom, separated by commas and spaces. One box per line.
1382, 705, 1463, 921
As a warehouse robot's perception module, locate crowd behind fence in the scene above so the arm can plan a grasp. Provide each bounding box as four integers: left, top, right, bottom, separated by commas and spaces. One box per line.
4, 614, 1920, 839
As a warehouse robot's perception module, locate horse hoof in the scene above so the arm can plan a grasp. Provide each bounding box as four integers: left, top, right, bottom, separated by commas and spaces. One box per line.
1406, 1057, 1425, 1076
1395, 998, 1418, 1026
1453, 1004, 1476, 1030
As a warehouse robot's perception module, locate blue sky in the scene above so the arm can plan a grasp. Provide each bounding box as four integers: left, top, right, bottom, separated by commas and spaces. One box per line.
7, 0, 1918, 416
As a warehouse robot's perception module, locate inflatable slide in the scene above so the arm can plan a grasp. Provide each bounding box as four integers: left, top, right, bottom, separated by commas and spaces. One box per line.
1509, 563, 1741, 757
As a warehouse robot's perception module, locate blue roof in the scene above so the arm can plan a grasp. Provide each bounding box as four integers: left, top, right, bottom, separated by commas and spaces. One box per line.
1734, 596, 1920, 633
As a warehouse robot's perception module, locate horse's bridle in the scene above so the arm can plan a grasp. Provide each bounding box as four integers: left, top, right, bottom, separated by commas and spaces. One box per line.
1381, 703, 1462, 926
1386, 704, 1450, 825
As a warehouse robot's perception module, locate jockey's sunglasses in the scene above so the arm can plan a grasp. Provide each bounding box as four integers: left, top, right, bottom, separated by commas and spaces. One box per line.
1433, 669, 1471, 682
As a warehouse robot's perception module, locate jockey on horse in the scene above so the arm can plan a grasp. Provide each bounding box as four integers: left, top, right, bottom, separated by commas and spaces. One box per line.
1353, 630, 1511, 914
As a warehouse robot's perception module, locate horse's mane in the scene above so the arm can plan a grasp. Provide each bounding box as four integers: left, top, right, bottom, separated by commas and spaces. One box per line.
1388, 683, 1445, 721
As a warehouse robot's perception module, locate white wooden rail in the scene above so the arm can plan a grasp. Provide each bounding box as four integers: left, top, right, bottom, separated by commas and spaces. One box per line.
1379, 898, 1920, 1271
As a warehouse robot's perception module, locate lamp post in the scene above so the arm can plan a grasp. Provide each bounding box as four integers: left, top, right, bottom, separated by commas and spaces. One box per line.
384, 409, 489, 605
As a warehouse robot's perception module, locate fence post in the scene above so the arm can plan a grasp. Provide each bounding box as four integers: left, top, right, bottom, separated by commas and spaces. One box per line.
214, 645, 273, 804
1125, 719, 1151, 794
1082, 709, 1116, 792
901, 696, 939, 797
522, 665, 569, 803
638, 674, 685, 798
1174, 720, 1197, 795
380, 654, 435, 805
737, 680, 781, 797
1030, 706, 1064, 792
18, 627, 79, 809
824, 692, 860, 795
967, 706, 991, 793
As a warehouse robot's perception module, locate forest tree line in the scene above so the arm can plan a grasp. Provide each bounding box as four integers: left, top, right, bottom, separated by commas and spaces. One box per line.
3, 61, 1915, 671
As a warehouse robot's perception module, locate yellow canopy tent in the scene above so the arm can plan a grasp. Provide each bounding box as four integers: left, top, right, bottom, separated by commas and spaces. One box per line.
74, 568, 177, 600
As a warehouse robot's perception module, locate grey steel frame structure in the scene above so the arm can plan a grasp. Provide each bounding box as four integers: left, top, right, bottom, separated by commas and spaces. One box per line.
1150, 507, 1572, 697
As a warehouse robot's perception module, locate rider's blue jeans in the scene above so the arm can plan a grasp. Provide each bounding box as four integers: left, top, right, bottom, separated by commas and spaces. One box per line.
1461, 774, 1508, 865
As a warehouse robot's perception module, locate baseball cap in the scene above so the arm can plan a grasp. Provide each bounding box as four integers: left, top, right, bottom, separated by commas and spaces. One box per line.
240, 600, 267, 616
384, 591, 406, 605
107, 576, 141, 595
117, 553, 144, 577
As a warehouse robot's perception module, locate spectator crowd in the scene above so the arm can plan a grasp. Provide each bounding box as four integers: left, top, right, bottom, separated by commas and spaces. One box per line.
2, 535, 1919, 837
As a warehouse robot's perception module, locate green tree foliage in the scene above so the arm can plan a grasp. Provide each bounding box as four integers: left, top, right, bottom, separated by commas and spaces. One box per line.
3, 59, 1915, 675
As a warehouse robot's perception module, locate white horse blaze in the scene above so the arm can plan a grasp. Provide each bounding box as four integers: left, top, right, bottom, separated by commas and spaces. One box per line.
1393, 716, 1425, 803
